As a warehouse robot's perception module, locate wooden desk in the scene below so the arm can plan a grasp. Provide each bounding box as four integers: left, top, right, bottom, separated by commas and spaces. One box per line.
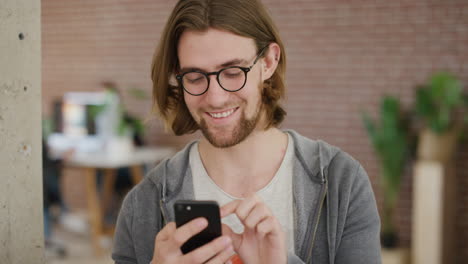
65, 147, 175, 255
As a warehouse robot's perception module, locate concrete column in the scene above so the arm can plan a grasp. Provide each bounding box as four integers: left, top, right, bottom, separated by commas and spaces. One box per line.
0, 0, 44, 263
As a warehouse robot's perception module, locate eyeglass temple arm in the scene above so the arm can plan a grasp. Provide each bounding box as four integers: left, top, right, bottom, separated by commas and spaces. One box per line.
250, 45, 269, 69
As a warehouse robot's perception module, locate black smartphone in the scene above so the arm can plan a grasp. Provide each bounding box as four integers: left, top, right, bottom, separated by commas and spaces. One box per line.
174, 200, 222, 254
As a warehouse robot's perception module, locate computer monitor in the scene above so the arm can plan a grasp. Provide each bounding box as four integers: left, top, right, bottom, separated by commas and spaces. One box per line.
61, 92, 106, 137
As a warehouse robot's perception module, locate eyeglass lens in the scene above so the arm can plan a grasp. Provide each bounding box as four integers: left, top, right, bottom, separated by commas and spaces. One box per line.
182, 67, 246, 95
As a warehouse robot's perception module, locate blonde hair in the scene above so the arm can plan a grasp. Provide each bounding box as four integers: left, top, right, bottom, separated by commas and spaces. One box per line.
151, 0, 286, 135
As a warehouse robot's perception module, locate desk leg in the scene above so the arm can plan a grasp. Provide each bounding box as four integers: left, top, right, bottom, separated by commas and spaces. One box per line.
130, 165, 144, 184
85, 167, 103, 256
102, 168, 117, 225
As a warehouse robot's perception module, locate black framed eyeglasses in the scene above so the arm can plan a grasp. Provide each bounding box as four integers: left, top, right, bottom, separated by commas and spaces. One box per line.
176, 46, 268, 96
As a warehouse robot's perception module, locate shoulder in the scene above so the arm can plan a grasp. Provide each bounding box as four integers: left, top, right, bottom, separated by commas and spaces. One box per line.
119, 141, 195, 210
145, 141, 197, 191
119, 176, 159, 219
286, 129, 358, 178
286, 129, 367, 188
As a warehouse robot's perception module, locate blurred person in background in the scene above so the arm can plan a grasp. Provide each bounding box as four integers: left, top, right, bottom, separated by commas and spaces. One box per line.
42, 119, 68, 258
112, 0, 381, 263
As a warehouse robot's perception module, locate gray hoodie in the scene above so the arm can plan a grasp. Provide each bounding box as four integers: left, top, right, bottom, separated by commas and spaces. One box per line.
112, 130, 382, 263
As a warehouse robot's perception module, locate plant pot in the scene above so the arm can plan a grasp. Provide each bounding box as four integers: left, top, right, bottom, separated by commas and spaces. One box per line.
382, 248, 410, 264
381, 232, 398, 249
417, 127, 460, 164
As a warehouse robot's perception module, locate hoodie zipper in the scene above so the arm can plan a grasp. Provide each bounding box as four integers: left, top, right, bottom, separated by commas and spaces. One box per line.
306, 184, 328, 263
160, 199, 168, 226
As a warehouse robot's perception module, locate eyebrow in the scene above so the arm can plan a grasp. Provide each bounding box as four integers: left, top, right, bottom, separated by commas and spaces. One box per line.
179, 58, 248, 73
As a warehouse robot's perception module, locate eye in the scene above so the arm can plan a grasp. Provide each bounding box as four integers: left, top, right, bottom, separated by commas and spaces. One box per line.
186, 76, 204, 83
184, 72, 206, 84
221, 68, 243, 79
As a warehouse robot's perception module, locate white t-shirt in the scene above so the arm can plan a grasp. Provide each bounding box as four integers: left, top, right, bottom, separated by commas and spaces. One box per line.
190, 133, 295, 252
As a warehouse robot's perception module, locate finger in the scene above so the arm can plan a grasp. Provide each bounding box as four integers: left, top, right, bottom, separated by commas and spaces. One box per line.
235, 195, 261, 221
153, 222, 178, 263
222, 224, 242, 249
244, 203, 271, 230
220, 199, 241, 217
182, 236, 232, 263
222, 223, 234, 236
172, 217, 208, 247
256, 217, 281, 237
156, 222, 176, 241
205, 245, 235, 264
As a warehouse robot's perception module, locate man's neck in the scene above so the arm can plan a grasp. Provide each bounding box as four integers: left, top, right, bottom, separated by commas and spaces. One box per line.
198, 128, 288, 198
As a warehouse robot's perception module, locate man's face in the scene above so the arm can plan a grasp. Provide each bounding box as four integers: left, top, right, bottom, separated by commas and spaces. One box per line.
177, 28, 265, 148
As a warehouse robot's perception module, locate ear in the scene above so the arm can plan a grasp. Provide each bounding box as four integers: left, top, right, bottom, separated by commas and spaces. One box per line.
169, 73, 178, 86
261, 42, 281, 81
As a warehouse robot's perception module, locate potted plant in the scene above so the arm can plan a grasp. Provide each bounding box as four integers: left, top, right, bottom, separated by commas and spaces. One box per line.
415, 72, 468, 163
362, 96, 411, 248
412, 73, 467, 263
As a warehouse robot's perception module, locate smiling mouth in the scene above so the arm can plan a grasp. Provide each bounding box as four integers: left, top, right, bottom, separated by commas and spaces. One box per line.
207, 108, 238, 119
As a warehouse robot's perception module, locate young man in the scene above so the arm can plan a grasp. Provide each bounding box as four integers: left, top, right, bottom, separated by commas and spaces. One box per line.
112, 0, 381, 263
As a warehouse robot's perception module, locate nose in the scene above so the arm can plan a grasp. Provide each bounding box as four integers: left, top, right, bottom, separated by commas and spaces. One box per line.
203, 75, 230, 108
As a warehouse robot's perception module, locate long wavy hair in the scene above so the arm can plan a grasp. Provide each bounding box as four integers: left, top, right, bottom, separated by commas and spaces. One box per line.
151, 0, 287, 135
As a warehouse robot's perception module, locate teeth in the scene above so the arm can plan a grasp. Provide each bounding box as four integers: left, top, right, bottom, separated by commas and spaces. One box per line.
209, 109, 235, 118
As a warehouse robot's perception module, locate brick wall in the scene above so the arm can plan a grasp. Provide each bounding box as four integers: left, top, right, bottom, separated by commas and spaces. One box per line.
42, 0, 468, 262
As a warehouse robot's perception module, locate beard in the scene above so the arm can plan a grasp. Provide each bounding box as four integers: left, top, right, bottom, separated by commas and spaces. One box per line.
198, 84, 263, 148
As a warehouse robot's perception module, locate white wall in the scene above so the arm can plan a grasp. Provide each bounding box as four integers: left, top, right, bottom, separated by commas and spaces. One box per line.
0, 0, 44, 263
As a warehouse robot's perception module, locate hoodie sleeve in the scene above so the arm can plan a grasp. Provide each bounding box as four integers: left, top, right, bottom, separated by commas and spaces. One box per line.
333, 163, 382, 264
112, 190, 138, 264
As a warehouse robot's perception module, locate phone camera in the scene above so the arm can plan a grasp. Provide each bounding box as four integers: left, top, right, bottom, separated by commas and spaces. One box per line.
186, 206, 191, 211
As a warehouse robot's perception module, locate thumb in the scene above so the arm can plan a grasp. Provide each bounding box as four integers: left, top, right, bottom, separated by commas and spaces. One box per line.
222, 224, 242, 250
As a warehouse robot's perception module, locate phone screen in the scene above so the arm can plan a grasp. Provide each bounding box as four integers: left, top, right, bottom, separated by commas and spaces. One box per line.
174, 200, 222, 254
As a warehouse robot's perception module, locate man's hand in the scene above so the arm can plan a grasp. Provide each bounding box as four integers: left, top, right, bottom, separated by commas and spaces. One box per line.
152, 218, 234, 264
221, 195, 287, 264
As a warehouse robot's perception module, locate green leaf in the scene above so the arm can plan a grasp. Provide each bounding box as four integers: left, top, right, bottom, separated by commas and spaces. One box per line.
415, 72, 465, 133
88, 104, 107, 119
117, 120, 130, 136
361, 95, 410, 234
128, 87, 149, 100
